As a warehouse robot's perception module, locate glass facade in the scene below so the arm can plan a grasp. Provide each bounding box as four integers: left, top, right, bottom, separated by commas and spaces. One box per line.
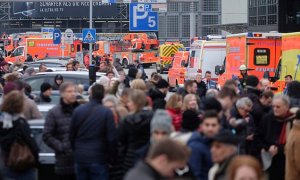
248, 0, 278, 26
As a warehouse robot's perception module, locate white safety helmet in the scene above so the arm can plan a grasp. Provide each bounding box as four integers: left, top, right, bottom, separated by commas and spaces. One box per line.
239, 64, 247, 71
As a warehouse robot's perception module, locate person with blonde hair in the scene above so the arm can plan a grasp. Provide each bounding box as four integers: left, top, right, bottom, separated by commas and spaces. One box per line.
166, 93, 183, 131
131, 79, 147, 92
227, 155, 264, 180
182, 94, 199, 112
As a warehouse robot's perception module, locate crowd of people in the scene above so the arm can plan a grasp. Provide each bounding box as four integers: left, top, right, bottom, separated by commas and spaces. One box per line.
0, 55, 299, 180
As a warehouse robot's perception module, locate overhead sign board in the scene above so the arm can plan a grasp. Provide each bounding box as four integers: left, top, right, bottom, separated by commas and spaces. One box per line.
64, 29, 74, 44
53, 28, 62, 44
129, 3, 158, 31
82, 28, 96, 43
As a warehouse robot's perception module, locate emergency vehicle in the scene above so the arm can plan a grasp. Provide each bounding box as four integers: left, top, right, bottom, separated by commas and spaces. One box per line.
216, 32, 282, 87
93, 32, 159, 67
168, 51, 190, 87
5, 38, 76, 63
156, 42, 184, 73
269, 32, 300, 91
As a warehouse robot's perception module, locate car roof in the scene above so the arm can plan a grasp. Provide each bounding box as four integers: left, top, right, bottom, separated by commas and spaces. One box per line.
35, 71, 105, 76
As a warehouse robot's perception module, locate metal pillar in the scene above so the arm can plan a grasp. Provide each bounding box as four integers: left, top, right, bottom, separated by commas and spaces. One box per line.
190, 2, 196, 45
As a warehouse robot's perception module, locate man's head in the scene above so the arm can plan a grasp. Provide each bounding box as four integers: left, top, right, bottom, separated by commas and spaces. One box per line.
184, 80, 197, 94
90, 83, 105, 102
39, 63, 47, 72
73, 61, 80, 71
236, 97, 253, 118
285, 75, 293, 85
205, 71, 212, 81
195, 73, 202, 83
59, 82, 76, 104
272, 94, 290, 118
259, 90, 274, 106
146, 138, 191, 178
211, 131, 239, 164
245, 75, 259, 88
259, 78, 270, 91
40, 82, 52, 97
217, 86, 238, 110
200, 110, 221, 138
99, 62, 107, 72
155, 79, 169, 95
239, 64, 247, 76
66, 62, 74, 71
151, 110, 172, 142
133, 60, 139, 66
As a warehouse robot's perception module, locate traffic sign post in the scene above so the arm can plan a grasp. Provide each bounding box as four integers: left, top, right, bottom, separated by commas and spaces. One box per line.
129, 3, 158, 31
53, 29, 62, 44
64, 29, 74, 44
82, 28, 96, 43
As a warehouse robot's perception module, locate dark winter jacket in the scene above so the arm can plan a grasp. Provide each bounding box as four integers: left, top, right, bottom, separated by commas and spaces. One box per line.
148, 87, 166, 110
0, 117, 39, 170
118, 109, 153, 176
187, 132, 212, 180
42, 99, 79, 175
35, 93, 51, 103
70, 99, 117, 165
124, 161, 164, 180
255, 111, 295, 180
196, 81, 207, 97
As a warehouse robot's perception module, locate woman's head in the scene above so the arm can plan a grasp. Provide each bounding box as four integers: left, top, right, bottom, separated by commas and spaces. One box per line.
1, 90, 24, 114
127, 89, 148, 113
54, 74, 64, 85
131, 79, 147, 92
166, 93, 182, 109
182, 94, 198, 111
227, 155, 263, 180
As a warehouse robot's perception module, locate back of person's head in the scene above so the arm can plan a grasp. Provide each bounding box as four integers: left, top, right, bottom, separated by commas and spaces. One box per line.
227, 155, 263, 180
128, 66, 138, 79
91, 83, 105, 101
147, 138, 190, 162
151, 110, 172, 135
218, 86, 238, 99
131, 79, 147, 91
1, 90, 24, 114
236, 97, 253, 109
166, 93, 182, 109
245, 75, 259, 87
287, 80, 300, 98
201, 97, 222, 113
206, 89, 219, 98
129, 89, 148, 112
150, 74, 162, 84
182, 110, 200, 131
155, 79, 169, 89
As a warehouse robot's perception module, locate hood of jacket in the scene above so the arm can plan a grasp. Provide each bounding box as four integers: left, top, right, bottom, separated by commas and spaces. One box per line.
148, 87, 166, 100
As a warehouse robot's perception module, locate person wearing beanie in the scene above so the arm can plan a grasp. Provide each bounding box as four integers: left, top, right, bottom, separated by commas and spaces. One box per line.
171, 109, 200, 144
35, 82, 52, 103
148, 79, 169, 110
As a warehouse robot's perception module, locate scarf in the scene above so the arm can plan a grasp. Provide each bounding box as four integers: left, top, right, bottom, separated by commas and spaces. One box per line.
0, 112, 22, 129
277, 111, 295, 145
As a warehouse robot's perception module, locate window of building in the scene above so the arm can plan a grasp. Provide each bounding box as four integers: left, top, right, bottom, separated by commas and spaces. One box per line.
168, 2, 179, 12
202, 27, 219, 36
249, 17, 257, 26
182, 15, 190, 38
182, 2, 191, 12
258, 6, 267, 15
249, 0, 257, 7
203, 0, 219, 11
159, 15, 166, 37
267, 0, 277, 4
167, 15, 179, 37
258, 0, 266, 5
258, 16, 267, 25
249, 7, 257, 16
267, 15, 277, 24
202, 15, 219, 25
267, 4, 277, 14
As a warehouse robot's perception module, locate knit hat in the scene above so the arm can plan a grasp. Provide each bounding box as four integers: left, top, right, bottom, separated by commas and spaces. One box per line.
55, 74, 63, 81
151, 110, 172, 135
40, 82, 52, 93
3, 82, 17, 95
181, 110, 200, 131
156, 79, 169, 89
211, 130, 241, 146
246, 75, 259, 87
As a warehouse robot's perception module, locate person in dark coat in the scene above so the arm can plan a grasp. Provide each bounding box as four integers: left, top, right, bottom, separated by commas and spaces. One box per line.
194, 73, 207, 98
118, 89, 154, 178
148, 79, 169, 110
124, 138, 191, 180
35, 82, 52, 103
255, 94, 295, 180
52, 74, 64, 90
188, 110, 221, 180
70, 84, 117, 180
43, 82, 79, 180
0, 91, 39, 179
124, 66, 138, 88
228, 97, 255, 154
113, 58, 123, 72
287, 80, 300, 107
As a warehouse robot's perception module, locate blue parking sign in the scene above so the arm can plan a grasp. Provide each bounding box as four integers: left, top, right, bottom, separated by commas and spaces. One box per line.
129, 3, 158, 31
53, 29, 61, 44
